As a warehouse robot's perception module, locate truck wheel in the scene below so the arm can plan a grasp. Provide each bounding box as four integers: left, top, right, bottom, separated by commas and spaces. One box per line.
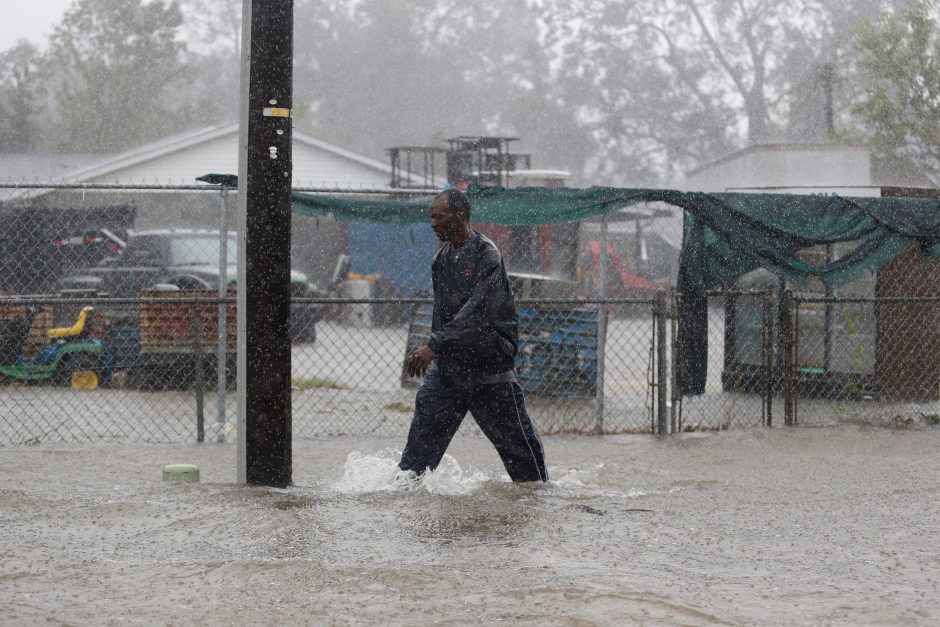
71, 369, 99, 390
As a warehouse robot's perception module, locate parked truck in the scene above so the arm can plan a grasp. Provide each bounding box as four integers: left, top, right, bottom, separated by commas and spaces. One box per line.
59, 229, 324, 388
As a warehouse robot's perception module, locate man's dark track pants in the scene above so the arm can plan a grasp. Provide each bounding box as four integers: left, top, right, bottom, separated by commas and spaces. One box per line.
398, 368, 548, 482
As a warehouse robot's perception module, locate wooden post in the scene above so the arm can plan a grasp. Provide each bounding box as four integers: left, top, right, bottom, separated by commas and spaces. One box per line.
236, 0, 294, 487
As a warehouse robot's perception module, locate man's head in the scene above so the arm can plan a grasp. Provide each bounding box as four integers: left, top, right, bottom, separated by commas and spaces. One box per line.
429, 189, 471, 242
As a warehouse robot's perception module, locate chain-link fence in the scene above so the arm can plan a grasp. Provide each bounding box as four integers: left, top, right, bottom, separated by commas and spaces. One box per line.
6, 181, 939, 445
785, 295, 940, 428
0, 180, 686, 444
392, 299, 661, 435
0, 296, 227, 445
0, 289, 775, 445
10, 285, 940, 444
0, 295, 661, 444
675, 291, 774, 432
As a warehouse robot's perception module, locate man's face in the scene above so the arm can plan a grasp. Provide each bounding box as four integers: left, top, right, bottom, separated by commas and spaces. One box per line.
429, 198, 463, 242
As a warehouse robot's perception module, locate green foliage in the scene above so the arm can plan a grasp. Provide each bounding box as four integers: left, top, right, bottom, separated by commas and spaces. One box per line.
43, 0, 212, 153
535, 0, 837, 183
847, 1, 940, 180
0, 41, 41, 152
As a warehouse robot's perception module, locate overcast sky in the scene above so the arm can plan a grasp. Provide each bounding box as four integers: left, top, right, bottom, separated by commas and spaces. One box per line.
0, 2, 74, 52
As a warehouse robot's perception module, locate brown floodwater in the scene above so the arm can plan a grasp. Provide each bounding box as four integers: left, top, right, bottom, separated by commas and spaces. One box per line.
2, 425, 939, 625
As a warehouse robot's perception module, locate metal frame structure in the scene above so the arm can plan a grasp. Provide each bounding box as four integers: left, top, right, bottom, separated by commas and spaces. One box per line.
387, 136, 532, 190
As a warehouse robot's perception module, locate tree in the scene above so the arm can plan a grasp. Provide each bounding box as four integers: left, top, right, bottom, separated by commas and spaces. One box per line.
0, 41, 41, 153
411, 0, 597, 182
782, 0, 911, 143
292, 0, 505, 155
533, 0, 914, 184
288, 0, 594, 181
44, 0, 211, 153
179, 0, 242, 57
535, 0, 845, 183
842, 1, 940, 182
175, 0, 605, 182
177, 0, 242, 121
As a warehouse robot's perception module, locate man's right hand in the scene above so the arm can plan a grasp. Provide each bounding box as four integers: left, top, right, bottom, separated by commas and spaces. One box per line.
408, 344, 436, 378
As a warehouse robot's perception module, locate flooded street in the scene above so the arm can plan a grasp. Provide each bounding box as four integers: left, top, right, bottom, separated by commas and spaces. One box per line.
2, 425, 939, 625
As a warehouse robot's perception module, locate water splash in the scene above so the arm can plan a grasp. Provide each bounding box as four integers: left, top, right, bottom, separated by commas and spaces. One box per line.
332, 450, 490, 495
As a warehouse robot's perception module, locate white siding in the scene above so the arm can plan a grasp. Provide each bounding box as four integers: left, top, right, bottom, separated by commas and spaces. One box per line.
86, 135, 236, 184
291, 146, 391, 189
684, 145, 873, 193
86, 134, 392, 189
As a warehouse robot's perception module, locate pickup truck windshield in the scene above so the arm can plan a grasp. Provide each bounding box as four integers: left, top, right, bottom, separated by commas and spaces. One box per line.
169, 236, 237, 267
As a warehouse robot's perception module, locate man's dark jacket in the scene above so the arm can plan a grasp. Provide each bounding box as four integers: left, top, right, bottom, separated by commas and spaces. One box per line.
426, 233, 518, 379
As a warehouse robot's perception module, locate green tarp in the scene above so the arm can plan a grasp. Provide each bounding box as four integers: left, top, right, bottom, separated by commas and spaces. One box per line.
293, 186, 669, 225
293, 187, 940, 393
674, 191, 940, 393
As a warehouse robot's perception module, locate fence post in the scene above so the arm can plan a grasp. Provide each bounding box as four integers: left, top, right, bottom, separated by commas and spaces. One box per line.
670, 294, 679, 433
594, 213, 609, 435
216, 186, 230, 431
594, 303, 607, 434
193, 302, 206, 443
781, 289, 797, 426
763, 290, 775, 427
655, 291, 669, 435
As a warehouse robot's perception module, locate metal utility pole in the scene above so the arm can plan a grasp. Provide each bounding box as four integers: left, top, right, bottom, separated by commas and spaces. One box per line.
594, 215, 608, 434
194, 173, 237, 438
236, 0, 294, 487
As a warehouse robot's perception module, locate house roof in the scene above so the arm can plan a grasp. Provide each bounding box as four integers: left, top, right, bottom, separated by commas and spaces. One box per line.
0, 153, 110, 182
51, 123, 397, 185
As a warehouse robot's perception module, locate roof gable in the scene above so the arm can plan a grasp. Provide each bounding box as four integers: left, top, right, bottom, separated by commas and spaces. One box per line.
47, 123, 400, 189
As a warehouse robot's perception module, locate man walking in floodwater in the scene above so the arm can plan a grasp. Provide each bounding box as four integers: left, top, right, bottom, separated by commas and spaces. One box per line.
399, 189, 548, 482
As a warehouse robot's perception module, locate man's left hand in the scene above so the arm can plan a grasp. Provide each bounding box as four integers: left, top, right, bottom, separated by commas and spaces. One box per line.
408, 344, 436, 378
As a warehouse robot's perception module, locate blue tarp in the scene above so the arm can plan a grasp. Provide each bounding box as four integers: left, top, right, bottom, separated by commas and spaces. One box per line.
347, 223, 436, 295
